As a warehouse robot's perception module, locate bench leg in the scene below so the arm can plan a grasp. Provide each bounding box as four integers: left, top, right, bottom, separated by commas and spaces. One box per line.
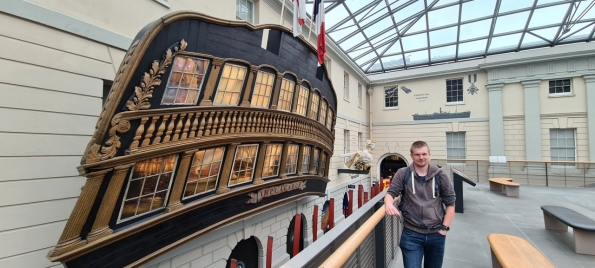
504, 186, 519, 197
543, 212, 568, 231
490, 249, 503, 268
489, 181, 502, 191
573, 229, 595, 255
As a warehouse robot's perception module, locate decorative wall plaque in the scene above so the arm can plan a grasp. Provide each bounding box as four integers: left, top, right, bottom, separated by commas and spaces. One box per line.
467, 73, 478, 95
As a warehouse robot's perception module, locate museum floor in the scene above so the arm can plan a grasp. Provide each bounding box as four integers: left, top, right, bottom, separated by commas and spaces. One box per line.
389, 182, 595, 268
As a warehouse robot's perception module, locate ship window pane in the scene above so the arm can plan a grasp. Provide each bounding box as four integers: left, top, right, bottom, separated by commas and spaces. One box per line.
278, 78, 295, 111
301, 146, 311, 174
162, 56, 209, 105
320, 153, 327, 176
309, 93, 320, 120
183, 147, 226, 199
312, 149, 320, 175
263, 144, 283, 178
318, 101, 327, 125
214, 64, 247, 106
119, 155, 177, 222
229, 144, 258, 186
296, 86, 310, 116
251, 71, 275, 108
285, 144, 299, 175
326, 109, 333, 130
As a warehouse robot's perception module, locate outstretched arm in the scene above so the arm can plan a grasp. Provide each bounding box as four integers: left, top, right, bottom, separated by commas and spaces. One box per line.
384, 194, 400, 216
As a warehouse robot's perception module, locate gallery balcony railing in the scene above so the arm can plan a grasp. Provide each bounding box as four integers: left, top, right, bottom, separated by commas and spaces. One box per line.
429, 159, 595, 188
281, 192, 403, 268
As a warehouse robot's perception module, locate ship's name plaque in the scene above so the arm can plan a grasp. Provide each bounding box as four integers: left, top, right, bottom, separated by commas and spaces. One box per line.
246, 181, 307, 204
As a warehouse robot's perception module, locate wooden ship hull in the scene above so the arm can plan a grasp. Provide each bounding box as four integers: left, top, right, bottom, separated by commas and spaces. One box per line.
47, 11, 337, 268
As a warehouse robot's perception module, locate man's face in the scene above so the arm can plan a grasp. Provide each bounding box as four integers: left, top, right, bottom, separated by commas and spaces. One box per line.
410, 146, 430, 168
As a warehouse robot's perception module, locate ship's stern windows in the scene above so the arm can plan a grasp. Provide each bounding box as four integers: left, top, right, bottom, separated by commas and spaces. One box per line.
162, 56, 209, 105
251, 71, 275, 108
183, 147, 225, 199
301, 146, 311, 174
214, 64, 248, 106
229, 144, 258, 186
278, 78, 295, 111
309, 93, 320, 120
262, 144, 283, 178
296, 85, 310, 116
285, 144, 299, 175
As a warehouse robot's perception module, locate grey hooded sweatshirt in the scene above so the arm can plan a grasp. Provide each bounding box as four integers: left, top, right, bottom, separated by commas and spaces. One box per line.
386, 164, 456, 234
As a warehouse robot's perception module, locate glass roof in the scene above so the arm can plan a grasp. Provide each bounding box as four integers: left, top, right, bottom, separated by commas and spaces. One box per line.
306, 0, 595, 74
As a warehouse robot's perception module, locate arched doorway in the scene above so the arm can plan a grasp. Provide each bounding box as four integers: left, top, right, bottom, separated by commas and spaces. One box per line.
226, 236, 261, 268
286, 213, 307, 258
379, 154, 408, 181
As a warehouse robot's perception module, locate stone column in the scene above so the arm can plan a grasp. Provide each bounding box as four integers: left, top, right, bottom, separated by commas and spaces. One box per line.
253, 141, 270, 185
199, 57, 225, 106
584, 75, 595, 162
270, 72, 283, 110
86, 164, 134, 242
166, 150, 196, 212
240, 66, 260, 107
521, 80, 543, 161
278, 141, 292, 179
48, 169, 112, 256
487, 83, 506, 157
217, 143, 240, 194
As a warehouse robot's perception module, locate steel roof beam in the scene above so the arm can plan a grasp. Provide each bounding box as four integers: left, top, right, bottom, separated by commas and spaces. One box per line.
484, 0, 502, 57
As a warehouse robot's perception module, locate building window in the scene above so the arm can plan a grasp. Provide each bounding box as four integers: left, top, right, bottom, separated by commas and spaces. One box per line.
550, 129, 576, 164
263, 144, 283, 178
251, 71, 275, 108
296, 85, 310, 116
162, 56, 209, 105
549, 79, 571, 95
119, 155, 177, 222
384, 86, 398, 108
446, 132, 466, 163
301, 146, 311, 174
344, 130, 349, 154
214, 64, 247, 106
358, 83, 363, 107
358, 132, 362, 149
343, 72, 349, 100
446, 79, 463, 103
278, 78, 295, 111
309, 93, 320, 120
183, 147, 225, 199
229, 144, 258, 186
312, 149, 320, 175
236, 0, 254, 24
320, 153, 327, 176
319, 101, 327, 125
326, 109, 333, 130
286, 144, 299, 175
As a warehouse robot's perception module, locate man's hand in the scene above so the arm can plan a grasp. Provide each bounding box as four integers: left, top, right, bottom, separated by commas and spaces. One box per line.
438, 230, 448, 236
385, 203, 401, 216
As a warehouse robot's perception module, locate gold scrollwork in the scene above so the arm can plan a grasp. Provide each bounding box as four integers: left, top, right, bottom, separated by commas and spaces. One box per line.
86, 114, 131, 164
126, 39, 188, 111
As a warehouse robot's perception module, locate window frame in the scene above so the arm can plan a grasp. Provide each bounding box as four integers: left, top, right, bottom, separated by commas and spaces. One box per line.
384, 86, 398, 109
309, 93, 320, 121
250, 70, 275, 108
343, 72, 350, 101
446, 132, 466, 164
262, 144, 284, 178
182, 147, 226, 200
312, 149, 320, 175
213, 63, 248, 106
117, 155, 178, 223
296, 85, 310, 116
548, 79, 572, 97
236, 0, 254, 24
277, 78, 295, 112
161, 56, 210, 105
229, 144, 259, 186
301, 145, 311, 174
550, 128, 577, 166
446, 78, 464, 104
326, 109, 333, 130
285, 144, 300, 175
318, 100, 327, 126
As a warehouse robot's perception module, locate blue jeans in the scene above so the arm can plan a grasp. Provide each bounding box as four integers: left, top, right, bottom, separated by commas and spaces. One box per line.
400, 228, 446, 268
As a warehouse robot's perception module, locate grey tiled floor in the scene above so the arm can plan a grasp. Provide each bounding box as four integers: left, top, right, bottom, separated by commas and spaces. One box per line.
390, 182, 595, 268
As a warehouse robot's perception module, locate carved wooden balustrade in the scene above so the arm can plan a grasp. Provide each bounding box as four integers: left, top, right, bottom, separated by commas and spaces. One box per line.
119, 106, 335, 154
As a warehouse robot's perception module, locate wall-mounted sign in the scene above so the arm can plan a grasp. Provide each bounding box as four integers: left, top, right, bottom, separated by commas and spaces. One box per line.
246, 181, 307, 204
414, 93, 429, 102
412, 107, 471, 120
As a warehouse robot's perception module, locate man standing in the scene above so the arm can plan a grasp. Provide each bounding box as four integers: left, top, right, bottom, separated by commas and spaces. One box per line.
384, 141, 456, 268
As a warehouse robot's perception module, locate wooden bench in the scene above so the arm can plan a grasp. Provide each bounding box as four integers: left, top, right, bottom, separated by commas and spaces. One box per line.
487, 234, 555, 268
488, 178, 520, 197
541, 205, 595, 255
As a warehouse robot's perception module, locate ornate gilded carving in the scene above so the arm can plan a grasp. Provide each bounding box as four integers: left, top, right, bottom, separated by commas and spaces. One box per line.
86, 114, 131, 164
126, 39, 188, 111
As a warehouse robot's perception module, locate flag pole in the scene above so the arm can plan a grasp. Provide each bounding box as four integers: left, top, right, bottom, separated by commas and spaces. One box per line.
279, 0, 286, 25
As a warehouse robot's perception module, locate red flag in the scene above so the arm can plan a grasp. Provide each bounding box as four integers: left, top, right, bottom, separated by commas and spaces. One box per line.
292, 0, 307, 37
313, 0, 326, 65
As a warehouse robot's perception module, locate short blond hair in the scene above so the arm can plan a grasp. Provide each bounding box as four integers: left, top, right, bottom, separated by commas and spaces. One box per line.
410, 141, 430, 153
